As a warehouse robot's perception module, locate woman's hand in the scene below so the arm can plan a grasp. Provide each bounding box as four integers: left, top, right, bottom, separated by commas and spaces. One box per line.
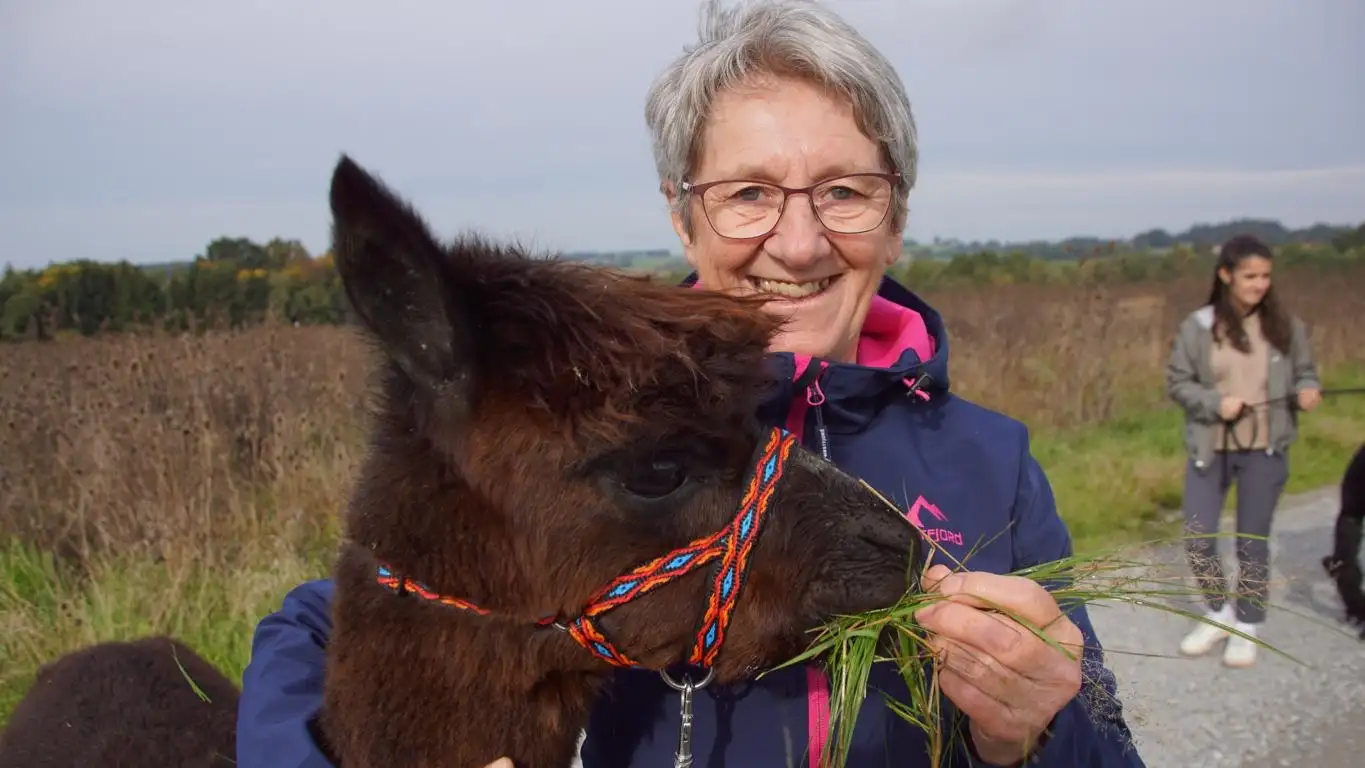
1218, 395, 1246, 421
1297, 387, 1322, 412
485, 759, 513, 768
914, 565, 1084, 765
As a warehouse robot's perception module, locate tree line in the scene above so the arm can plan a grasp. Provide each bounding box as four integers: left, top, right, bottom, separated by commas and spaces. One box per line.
890, 236, 1364, 291
909, 218, 1364, 261
0, 237, 355, 341
2, 224, 1362, 342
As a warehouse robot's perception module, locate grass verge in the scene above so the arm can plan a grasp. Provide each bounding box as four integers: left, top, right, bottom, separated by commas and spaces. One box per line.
0, 532, 333, 722
1035, 365, 1365, 551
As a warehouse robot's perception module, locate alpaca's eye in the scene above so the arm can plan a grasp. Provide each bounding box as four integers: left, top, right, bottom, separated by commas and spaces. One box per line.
621, 457, 688, 499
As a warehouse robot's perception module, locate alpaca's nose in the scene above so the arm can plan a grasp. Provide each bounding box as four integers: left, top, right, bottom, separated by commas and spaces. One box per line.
856, 516, 918, 560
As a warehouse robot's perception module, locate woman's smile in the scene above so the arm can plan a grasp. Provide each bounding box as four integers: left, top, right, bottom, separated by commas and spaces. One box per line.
745, 273, 842, 302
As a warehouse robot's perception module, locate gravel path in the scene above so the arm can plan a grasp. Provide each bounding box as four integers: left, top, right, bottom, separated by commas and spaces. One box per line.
1089, 487, 1365, 767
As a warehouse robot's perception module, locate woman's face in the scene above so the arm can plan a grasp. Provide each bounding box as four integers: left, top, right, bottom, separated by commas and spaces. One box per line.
1219, 255, 1272, 312
669, 75, 904, 361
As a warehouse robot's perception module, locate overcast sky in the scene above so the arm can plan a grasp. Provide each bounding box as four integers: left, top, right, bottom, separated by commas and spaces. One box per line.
2, 0, 1362, 270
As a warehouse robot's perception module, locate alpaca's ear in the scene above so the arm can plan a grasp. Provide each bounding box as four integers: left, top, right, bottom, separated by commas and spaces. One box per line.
328, 155, 473, 400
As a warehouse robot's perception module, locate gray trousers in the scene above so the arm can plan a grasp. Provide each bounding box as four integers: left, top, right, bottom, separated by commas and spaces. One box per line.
1181, 450, 1289, 624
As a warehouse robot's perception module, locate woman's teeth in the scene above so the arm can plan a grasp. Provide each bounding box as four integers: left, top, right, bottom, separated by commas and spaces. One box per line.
749, 276, 832, 299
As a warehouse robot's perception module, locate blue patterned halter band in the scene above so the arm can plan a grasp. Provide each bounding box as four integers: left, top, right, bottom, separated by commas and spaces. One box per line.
374, 426, 799, 670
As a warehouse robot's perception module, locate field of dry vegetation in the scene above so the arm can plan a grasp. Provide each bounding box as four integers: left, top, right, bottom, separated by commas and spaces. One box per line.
2, 265, 1364, 720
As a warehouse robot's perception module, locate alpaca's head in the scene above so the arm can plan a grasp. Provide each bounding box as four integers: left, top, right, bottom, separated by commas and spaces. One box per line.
329, 156, 922, 680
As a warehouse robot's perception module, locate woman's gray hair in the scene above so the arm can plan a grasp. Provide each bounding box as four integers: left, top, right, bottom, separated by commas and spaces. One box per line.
644, 0, 918, 230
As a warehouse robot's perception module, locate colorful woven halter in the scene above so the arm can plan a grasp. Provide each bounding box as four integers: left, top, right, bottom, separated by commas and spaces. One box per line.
375, 426, 799, 670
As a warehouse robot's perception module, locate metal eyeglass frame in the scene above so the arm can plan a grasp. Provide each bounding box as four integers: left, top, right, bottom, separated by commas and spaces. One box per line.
678, 171, 901, 239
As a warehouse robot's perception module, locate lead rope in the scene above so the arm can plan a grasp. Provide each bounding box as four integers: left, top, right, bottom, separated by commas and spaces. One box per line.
1220, 386, 1365, 451
660, 667, 715, 768
1218, 386, 1365, 478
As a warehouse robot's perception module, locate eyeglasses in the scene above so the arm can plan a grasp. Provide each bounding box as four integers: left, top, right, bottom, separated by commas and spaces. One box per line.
680, 172, 900, 239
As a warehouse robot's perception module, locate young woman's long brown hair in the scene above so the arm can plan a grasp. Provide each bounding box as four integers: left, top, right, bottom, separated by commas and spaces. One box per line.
1205, 234, 1292, 354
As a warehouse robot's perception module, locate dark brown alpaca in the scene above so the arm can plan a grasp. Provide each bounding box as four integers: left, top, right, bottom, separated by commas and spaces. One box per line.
0, 155, 922, 768
313, 155, 921, 767
1322, 441, 1365, 639
0, 635, 239, 768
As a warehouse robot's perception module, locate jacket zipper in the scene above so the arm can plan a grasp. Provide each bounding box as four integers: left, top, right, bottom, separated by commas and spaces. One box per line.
1264, 351, 1280, 455
807, 370, 831, 461
793, 359, 832, 768
789, 358, 831, 460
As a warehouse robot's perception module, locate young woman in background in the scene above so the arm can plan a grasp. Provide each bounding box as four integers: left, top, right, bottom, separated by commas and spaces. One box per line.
1166, 233, 1321, 668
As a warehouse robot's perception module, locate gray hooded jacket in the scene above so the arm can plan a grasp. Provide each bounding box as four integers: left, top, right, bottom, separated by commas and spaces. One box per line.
1164, 305, 1321, 470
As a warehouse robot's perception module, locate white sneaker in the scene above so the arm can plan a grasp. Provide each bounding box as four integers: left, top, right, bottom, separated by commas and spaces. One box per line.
1179, 605, 1235, 657
1222, 622, 1259, 668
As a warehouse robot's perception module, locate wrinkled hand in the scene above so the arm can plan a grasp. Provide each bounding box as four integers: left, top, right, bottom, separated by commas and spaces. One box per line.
914, 565, 1083, 766
1218, 395, 1246, 421
1297, 388, 1322, 412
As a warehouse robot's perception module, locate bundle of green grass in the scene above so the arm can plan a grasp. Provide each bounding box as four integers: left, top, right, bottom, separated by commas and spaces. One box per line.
772, 496, 1295, 768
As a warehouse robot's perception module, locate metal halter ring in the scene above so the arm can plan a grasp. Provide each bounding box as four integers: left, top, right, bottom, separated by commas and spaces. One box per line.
659, 666, 715, 692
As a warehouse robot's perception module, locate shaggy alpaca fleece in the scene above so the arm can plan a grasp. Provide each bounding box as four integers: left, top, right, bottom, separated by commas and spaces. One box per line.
1322, 442, 1365, 639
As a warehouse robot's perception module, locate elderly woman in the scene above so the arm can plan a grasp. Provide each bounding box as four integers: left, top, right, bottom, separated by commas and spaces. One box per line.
236, 1, 1143, 766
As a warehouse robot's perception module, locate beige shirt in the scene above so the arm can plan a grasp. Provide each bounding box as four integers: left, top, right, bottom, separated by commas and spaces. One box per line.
1210, 311, 1271, 450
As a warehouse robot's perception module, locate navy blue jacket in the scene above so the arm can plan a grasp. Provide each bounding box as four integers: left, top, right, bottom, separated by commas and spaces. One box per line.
236, 275, 1145, 767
